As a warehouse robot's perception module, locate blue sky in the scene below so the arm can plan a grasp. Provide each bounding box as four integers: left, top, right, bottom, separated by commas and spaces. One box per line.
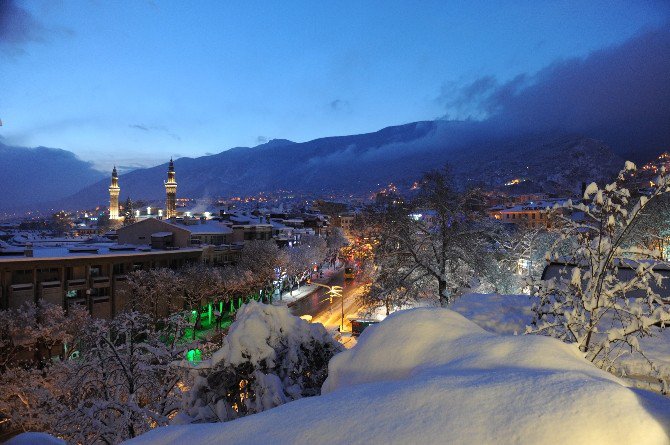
1, 0, 668, 172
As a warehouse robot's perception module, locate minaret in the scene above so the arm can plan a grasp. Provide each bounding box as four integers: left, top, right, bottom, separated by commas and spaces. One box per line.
165, 158, 177, 218
109, 166, 120, 220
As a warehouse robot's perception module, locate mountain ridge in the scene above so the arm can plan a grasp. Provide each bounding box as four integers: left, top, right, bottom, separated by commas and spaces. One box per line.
52, 121, 624, 211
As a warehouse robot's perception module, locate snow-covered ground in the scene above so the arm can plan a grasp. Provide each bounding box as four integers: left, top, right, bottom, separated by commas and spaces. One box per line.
450, 293, 670, 391
5, 432, 66, 444
450, 292, 534, 335
126, 307, 670, 445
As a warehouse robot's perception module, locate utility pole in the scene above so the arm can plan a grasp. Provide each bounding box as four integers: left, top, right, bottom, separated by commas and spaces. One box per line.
311, 282, 345, 332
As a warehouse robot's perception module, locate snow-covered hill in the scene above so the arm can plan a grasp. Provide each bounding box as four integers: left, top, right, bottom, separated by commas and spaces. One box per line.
0, 143, 104, 212
58, 123, 624, 210
125, 308, 670, 445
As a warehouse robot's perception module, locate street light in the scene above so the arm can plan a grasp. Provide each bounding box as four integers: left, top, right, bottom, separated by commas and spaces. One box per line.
310, 282, 345, 332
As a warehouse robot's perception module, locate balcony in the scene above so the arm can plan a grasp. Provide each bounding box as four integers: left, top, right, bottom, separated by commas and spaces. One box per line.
40, 281, 63, 305
91, 276, 111, 288
67, 279, 87, 290
9, 284, 34, 308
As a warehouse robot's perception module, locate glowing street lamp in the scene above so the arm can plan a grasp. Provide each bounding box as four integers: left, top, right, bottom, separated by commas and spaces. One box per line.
310, 282, 345, 332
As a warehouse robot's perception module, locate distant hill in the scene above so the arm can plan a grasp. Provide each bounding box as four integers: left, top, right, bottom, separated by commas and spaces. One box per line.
0, 143, 105, 212
56, 121, 624, 210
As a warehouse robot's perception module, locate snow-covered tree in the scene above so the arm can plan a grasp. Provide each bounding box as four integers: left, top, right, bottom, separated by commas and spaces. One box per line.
529, 161, 670, 381
177, 264, 220, 336
0, 362, 69, 437
238, 240, 284, 298
326, 227, 349, 264
390, 167, 494, 305
0, 300, 88, 370
121, 268, 182, 325
480, 222, 560, 294
0, 301, 89, 437
179, 302, 341, 423
282, 245, 313, 296
62, 311, 192, 444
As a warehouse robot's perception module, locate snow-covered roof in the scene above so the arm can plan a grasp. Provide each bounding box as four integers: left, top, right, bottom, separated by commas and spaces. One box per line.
174, 221, 233, 235
151, 232, 173, 237
126, 308, 670, 445
0, 244, 203, 262
495, 198, 572, 213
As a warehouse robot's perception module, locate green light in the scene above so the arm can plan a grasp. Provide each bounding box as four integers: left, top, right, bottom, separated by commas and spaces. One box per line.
186, 348, 202, 363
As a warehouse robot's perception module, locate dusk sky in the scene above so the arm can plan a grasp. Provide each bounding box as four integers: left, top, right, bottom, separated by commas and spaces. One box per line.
1, 0, 669, 172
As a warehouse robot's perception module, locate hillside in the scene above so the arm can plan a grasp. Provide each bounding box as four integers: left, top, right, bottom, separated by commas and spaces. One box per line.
0, 143, 105, 213
58, 122, 624, 209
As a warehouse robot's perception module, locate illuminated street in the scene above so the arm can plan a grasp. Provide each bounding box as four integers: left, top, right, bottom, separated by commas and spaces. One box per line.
289, 269, 367, 336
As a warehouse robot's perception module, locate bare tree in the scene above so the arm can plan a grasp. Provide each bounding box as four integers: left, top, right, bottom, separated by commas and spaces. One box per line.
238, 240, 285, 301
120, 268, 182, 326
392, 167, 493, 305
178, 264, 220, 336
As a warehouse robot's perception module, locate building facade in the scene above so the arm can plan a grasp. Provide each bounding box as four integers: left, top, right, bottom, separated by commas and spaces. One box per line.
0, 247, 203, 318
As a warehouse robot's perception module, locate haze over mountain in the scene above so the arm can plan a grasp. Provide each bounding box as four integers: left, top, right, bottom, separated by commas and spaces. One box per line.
0, 142, 104, 212
49, 122, 624, 212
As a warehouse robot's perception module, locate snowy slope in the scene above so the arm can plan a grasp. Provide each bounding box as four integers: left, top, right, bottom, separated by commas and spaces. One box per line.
451, 293, 670, 391
126, 308, 670, 445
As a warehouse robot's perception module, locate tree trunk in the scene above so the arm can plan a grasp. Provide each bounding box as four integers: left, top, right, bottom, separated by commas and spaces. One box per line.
438, 279, 449, 306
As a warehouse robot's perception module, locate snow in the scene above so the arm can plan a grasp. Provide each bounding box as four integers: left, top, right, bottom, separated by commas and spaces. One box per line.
178, 301, 340, 423
208, 300, 333, 368
453, 293, 670, 391
125, 308, 670, 445
450, 292, 533, 335
584, 181, 599, 198
5, 432, 66, 444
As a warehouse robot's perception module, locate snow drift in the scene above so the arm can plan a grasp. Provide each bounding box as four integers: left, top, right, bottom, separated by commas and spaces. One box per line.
179, 301, 340, 423
126, 308, 670, 445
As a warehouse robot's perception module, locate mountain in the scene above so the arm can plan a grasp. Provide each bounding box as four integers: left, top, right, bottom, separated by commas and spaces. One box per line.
0, 143, 105, 213
56, 121, 624, 210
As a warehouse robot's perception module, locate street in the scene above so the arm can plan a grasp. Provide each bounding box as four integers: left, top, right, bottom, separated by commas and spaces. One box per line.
289, 269, 367, 332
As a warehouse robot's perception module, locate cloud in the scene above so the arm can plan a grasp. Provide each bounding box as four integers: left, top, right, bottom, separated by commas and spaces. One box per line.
256, 136, 268, 144
0, 0, 43, 47
329, 99, 351, 113
436, 76, 498, 120
438, 24, 670, 159
129, 123, 181, 141
0, 0, 72, 55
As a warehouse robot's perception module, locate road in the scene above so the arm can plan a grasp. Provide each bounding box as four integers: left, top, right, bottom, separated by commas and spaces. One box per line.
289, 269, 367, 333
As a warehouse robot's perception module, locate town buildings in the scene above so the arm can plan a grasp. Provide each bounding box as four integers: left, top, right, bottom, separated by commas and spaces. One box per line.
0, 245, 202, 318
